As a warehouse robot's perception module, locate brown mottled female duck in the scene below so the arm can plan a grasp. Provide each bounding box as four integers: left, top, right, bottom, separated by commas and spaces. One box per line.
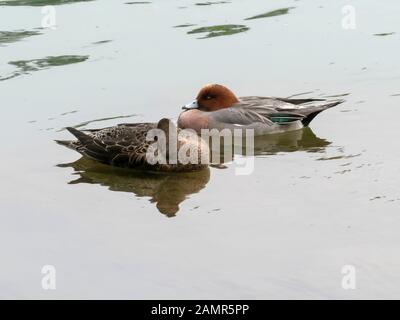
56, 118, 209, 172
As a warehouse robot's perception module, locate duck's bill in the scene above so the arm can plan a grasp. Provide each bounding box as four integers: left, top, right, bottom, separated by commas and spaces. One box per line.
182, 100, 199, 110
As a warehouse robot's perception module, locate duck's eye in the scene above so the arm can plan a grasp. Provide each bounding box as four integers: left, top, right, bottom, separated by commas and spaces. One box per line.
204, 95, 213, 100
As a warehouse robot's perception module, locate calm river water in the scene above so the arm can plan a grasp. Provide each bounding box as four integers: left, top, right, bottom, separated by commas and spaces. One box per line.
0, 0, 399, 298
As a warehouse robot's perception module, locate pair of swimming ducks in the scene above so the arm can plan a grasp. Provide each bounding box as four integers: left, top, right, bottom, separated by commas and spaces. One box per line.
57, 84, 343, 172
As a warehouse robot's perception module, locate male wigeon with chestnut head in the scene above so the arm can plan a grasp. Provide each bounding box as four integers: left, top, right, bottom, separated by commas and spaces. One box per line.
178, 84, 344, 136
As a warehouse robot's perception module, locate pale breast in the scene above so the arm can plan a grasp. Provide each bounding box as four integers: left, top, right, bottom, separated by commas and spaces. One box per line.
178, 110, 209, 133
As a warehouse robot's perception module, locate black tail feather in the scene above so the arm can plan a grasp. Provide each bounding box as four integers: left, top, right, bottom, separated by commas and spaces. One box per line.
301, 100, 344, 127
55, 140, 72, 147
66, 127, 93, 144
55, 139, 79, 150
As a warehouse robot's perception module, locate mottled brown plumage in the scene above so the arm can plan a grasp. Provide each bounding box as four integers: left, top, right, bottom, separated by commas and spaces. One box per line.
56, 119, 209, 172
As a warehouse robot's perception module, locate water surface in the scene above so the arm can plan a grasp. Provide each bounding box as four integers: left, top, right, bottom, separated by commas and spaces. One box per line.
1, 0, 400, 299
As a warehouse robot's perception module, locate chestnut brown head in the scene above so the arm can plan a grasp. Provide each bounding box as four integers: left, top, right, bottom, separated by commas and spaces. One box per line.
183, 84, 239, 112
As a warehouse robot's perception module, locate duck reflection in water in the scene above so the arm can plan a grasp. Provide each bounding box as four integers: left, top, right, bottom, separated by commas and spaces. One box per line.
210, 127, 331, 164
58, 127, 330, 217
252, 126, 331, 155
57, 158, 211, 217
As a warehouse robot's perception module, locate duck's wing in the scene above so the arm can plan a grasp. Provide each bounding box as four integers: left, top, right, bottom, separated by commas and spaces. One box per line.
208, 97, 305, 130
57, 123, 156, 167
236, 96, 344, 126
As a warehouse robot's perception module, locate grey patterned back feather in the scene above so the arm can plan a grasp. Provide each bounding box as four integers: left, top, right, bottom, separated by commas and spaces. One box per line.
209, 96, 343, 127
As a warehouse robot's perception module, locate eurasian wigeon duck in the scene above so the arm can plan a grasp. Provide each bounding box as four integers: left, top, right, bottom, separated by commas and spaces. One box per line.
178, 84, 344, 135
56, 118, 209, 172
